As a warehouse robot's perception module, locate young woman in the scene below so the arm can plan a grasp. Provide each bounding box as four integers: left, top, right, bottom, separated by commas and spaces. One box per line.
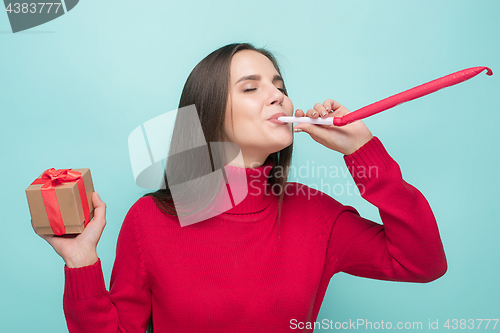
37, 43, 447, 332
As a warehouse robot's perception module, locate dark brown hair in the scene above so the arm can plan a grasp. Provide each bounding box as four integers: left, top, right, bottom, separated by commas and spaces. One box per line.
144, 43, 293, 332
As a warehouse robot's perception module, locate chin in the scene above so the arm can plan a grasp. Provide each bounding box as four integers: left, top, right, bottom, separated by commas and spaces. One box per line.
270, 136, 293, 153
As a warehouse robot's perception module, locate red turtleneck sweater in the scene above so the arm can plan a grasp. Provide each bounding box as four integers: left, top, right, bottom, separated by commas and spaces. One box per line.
62, 136, 447, 332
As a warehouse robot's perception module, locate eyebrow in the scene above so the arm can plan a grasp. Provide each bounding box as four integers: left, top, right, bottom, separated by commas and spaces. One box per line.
234, 74, 284, 85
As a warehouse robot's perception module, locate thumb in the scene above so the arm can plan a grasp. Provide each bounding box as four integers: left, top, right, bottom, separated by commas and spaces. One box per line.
294, 123, 321, 136
293, 123, 333, 148
82, 192, 106, 240
90, 192, 106, 226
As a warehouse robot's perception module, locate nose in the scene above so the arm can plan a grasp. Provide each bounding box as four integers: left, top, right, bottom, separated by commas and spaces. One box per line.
267, 84, 284, 106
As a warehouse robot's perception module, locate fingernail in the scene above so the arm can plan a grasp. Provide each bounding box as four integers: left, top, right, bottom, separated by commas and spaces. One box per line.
293, 128, 302, 133
321, 111, 327, 117
312, 111, 318, 116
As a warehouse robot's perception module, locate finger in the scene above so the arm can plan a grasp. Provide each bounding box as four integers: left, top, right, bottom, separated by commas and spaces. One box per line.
294, 108, 305, 117
305, 108, 320, 118
292, 123, 330, 145
92, 192, 106, 223
331, 100, 351, 117
314, 103, 328, 118
80, 192, 107, 241
323, 99, 337, 113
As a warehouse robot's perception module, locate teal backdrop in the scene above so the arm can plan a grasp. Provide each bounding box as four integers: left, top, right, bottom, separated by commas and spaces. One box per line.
1, 0, 499, 332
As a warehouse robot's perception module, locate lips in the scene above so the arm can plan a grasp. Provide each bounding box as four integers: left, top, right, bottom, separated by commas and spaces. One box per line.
268, 112, 287, 120
268, 112, 288, 125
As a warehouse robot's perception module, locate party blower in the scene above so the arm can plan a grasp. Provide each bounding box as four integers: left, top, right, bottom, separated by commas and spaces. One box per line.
278, 66, 493, 126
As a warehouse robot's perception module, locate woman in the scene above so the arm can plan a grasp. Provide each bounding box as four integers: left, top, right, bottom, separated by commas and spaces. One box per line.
38, 43, 447, 332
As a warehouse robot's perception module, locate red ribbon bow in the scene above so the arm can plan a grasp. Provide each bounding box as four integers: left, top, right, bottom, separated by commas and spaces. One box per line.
31, 168, 91, 235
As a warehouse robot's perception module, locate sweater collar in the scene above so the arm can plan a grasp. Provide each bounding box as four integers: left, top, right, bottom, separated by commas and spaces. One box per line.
221, 159, 275, 215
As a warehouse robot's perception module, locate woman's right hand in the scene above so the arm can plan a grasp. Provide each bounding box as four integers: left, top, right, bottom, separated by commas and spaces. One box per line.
293, 99, 373, 155
32, 191, 107, 268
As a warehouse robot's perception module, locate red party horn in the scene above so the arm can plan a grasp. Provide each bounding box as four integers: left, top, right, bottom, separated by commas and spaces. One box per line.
332, 66, 493, 126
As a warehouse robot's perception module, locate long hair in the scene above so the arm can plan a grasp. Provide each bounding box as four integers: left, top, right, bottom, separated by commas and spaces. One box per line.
144, 43, 293, 332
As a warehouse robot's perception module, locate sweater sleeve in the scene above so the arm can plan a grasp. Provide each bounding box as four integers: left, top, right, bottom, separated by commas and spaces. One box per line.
325, 136, 447, 283
63, 199, 152, 332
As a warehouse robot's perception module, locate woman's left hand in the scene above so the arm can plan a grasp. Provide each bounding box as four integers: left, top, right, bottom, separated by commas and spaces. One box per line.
293, 99, 374, 155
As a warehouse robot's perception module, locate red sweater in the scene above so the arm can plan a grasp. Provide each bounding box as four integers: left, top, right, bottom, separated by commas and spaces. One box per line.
63, 136, 447, 332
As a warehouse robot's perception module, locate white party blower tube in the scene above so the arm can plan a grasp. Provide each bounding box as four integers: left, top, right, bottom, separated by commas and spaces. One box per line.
277, 116, 334, 125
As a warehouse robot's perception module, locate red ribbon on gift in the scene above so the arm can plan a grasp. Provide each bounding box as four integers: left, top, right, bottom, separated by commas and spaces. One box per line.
31, 168, 91, 235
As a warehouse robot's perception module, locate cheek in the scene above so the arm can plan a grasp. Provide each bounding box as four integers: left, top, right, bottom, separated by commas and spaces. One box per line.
224, 104, 259, 140
231, 99, 262, 126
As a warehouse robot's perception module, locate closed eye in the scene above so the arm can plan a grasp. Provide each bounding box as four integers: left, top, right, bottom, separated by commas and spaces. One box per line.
243, 87, 286, 94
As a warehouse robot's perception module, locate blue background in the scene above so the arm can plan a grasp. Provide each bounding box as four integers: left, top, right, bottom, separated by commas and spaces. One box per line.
1, 0, 499, 331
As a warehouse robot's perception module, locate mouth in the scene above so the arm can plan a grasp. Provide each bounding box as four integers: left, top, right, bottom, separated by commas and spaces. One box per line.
268, 112, 288, 125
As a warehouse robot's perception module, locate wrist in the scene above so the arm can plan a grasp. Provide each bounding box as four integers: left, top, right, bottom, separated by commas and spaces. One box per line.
65, 252, 99, 268
344, 134, 374, 155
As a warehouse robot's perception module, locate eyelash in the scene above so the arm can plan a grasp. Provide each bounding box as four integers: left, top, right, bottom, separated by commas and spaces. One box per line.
243, 87, 286, 94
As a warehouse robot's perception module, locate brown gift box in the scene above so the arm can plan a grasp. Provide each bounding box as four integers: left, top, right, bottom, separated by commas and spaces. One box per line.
26, 168, 95, 235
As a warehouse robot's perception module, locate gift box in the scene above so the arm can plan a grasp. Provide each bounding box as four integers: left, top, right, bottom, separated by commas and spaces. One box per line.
26, 168, 95, 235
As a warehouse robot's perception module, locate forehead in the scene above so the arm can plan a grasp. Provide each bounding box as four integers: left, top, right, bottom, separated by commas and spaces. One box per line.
230, 50, 278, 82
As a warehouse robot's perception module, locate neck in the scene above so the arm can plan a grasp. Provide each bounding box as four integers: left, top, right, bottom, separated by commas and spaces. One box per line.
222, 159, 275, 215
